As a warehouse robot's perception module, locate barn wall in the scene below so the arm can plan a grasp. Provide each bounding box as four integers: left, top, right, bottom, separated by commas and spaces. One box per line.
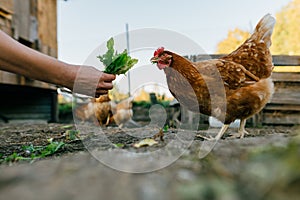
0, 0, 13, 35
0, 0, 13, 11
0, 0, 58, 122
0, 0, 58, 89
0, 84, 58, 122
37, 0, 57, 57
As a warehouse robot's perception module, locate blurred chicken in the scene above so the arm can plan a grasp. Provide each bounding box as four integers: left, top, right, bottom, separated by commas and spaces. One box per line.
75, 95, 135, 128
151, 14, 276, 140
94, 95, 112, 125
110, 97, 134, 128
75, 94, 112, 126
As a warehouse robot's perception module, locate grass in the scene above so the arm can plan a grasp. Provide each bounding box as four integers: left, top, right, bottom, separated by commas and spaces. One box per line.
59, 102, 72, 115
0, 141, 65, 164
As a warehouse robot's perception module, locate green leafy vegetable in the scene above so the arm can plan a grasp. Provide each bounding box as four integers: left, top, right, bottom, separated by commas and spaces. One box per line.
97, 37, 138, 75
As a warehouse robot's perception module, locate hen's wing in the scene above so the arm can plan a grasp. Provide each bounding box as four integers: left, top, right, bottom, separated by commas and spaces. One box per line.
194, 59, 258, 90
165, 50, 259, 91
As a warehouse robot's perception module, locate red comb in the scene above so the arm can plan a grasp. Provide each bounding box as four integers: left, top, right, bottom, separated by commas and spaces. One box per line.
154, 47, 165, 56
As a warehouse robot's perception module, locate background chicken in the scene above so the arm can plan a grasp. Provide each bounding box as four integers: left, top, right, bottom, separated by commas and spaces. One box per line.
110, 97, 134, 128
75, 95, 112, 126
151, 14, 276, 140
75, 95, 135, 128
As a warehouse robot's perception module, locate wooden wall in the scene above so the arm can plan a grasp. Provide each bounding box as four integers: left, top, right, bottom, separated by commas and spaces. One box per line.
0, 0, 13, 35
0, 0, 58, 122
0, 0, 13, 11
0, 0, 57, 89
261, 72, 300, 125
37, 0, 57, 58
0, 84, 58, 122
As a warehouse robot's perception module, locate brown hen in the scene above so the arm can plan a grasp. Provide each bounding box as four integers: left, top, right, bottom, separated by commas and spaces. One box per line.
151, 14, 276, 140
110, 97, 134, 128
75, 94, 112, 126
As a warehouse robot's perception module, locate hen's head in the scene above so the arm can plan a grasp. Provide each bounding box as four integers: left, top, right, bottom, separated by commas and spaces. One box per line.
150, 47, 172, 70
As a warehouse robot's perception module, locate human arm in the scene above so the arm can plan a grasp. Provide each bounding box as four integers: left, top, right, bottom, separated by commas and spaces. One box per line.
0, 30, 115, 97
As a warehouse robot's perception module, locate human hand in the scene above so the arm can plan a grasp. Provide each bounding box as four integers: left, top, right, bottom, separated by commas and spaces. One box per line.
95, 71, 116, 97
72, 65, 116, 97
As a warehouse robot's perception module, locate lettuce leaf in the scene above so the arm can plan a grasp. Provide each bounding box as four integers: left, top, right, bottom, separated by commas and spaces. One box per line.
97, 37, 138, 75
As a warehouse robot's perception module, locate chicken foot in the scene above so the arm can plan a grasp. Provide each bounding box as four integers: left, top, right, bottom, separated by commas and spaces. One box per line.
196, 124, 230, 140
214, 124, 230, 140
229, 119, 249, 138
195, 124, 229, 140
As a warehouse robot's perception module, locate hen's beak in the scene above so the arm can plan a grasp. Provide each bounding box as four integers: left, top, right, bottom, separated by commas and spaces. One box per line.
150, 56, 159, 63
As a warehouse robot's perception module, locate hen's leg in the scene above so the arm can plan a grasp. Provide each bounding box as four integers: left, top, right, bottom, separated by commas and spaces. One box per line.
230, 119, 249, 138
214, 124, 230, 140
196, 124, 229, 140
239, 119, 249, 138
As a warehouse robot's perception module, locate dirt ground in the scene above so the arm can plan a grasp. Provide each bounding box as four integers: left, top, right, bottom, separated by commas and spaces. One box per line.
0, 122, 300, 200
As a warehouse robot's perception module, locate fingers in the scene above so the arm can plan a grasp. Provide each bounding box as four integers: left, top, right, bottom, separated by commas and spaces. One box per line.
98, 73, 115, 89
102, 73, 116, 82
74, 66, 116, 97
94, 72, 116, 97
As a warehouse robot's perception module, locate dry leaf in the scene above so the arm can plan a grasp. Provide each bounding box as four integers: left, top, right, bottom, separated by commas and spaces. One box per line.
133, 138, 158, 148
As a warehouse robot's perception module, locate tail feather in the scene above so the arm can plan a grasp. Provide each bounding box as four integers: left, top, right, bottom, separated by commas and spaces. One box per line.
250, 14, 276, 48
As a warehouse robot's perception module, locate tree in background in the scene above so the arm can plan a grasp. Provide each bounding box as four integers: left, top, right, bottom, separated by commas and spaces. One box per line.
272, 0, 300, 55
216, 28, 250, 54
216, 0, 300, 55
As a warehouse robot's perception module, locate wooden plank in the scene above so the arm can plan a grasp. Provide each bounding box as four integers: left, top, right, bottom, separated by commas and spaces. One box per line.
271, 72, 300, 82
37, 0, 57, 57
0, 2, 13, 35
271, 93, 300, 105
263, 112, 300, 125
0, 70, 57, 90
264, 104, 300, 111
0, 0, 13, 12
13, 0, 32, 42
272, 55, 300, 66
0, 7, 13, 20
192, 54, 300, 66
0, 71, 19, 84
275, 83, 300, 93
270, 87, 300, 105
